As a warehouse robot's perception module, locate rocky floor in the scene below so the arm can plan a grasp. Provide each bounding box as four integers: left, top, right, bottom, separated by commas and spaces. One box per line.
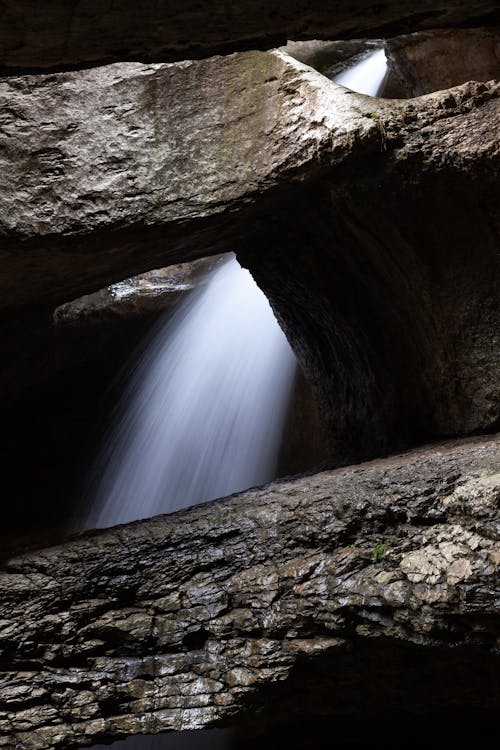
0, 434, 498, 748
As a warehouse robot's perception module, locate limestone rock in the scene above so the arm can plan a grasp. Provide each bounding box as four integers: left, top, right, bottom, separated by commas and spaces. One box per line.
0, 51, 497, 314
0, 50, 378, 312
281, 38, 379, 79
0, 435, 498, 748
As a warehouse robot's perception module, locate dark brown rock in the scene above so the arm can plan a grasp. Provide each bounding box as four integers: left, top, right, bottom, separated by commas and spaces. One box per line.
0, 435, 498, 748
0, 1, 499, 73
386, 26, 500, 96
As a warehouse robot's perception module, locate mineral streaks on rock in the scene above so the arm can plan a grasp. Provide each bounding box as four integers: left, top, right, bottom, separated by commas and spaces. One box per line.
0, 435, 498, 748
0, 0, 498, 72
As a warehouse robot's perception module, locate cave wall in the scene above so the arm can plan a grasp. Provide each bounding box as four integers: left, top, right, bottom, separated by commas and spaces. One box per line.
0, 6, 498, 750
386, 26, 500, 96
1, 1, 498, 73
238, 87, 499, 459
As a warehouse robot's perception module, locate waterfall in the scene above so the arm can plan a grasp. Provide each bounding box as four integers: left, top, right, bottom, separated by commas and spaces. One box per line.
79, 253, 296, 530
81, 47, 390, 750
333, 47, 388, 96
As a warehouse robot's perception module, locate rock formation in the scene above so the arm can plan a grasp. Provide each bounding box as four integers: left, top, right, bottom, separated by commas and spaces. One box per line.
0, 49, 498, 458
1, 1, 498, 73
386, 26, 500, 96
0, 435, 498, 749
53, 256, 224, 330
0, 49, 379, 312
0, 7, 498, 749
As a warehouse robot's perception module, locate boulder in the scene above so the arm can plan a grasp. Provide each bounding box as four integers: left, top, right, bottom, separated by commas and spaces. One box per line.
0, 50, 376, 312
53, 256, 224, 329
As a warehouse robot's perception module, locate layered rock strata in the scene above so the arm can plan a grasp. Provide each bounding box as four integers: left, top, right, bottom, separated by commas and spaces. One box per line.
0, 435, 498, 748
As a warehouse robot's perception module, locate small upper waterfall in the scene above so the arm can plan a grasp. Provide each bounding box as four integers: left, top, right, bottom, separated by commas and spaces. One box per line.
79, 254, 296, 530
333, 47, 388, 96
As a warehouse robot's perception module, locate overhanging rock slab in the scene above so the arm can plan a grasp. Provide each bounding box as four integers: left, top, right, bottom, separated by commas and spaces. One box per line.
1, 1, 499, 73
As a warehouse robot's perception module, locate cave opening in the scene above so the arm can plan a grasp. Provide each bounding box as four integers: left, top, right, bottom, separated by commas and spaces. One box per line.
73, 252, 297, 531
283, 27, 500, 98
1, 34, 498, 557
0, 250, 331, 555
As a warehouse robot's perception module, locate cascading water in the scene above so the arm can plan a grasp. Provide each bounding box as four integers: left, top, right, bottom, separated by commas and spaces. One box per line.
84, 48, 389, 750
333, 47, 388, 96
79, 253, 296, 531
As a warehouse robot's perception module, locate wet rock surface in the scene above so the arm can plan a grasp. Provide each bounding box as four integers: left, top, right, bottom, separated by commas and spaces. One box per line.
53, 256, 225, 330
1, 1, 498, 73
0, 435, 498, 748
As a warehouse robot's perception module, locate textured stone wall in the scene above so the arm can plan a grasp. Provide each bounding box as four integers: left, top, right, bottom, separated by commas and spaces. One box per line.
0, 436, 498, 748
386, 26, 500, 96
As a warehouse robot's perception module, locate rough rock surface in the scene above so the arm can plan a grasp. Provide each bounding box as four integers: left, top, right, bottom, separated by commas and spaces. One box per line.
0, 50, 379, 312
386, 26, 500, 96
0, 50, 498, 313
0, 435, 498, 748
1, 1, 498, 73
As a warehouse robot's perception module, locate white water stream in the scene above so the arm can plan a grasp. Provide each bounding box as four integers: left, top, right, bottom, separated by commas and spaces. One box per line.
84, 48, 388, 750
80, 254, 296, 530
333, 47, 388, 96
